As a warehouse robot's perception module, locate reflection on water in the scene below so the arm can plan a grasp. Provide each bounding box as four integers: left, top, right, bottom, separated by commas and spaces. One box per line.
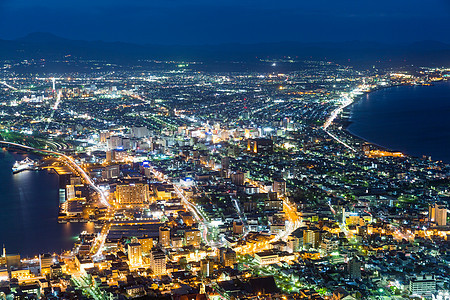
0, 149, 94, 257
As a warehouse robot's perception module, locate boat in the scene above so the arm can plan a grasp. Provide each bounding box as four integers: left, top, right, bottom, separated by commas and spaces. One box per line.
12, 157, 39, 174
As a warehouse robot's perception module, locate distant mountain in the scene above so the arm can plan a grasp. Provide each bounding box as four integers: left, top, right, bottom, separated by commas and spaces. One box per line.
1, 32, 450, 67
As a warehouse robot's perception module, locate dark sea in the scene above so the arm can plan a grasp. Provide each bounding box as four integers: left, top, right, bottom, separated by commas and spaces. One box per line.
0, 149, 93, 257
347, 81, 450, 163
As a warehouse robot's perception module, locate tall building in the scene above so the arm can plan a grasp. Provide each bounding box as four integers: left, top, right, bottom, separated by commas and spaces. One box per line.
150, 249, 166, 275
347, 258, 362, 279
303, 228, 321, 249
200, 259, 214, 278
429, 203, 447, 226
272, 179, 286, 195
115, 183, 150, 207
220, 248, 237, 267
159, 226, 171, 247
39, 253, 53, 275
128, 243, 142, 267
230, 171, 245, 186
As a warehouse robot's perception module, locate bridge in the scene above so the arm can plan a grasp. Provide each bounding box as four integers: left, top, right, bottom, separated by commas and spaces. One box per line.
0, 140, 109, 207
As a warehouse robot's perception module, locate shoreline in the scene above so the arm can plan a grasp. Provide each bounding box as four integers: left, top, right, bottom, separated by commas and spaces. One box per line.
0, 148, 90, 259
339, 80, 449, 163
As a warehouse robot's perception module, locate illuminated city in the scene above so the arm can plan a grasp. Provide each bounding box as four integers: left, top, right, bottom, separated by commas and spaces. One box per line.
0, 1, 450, 299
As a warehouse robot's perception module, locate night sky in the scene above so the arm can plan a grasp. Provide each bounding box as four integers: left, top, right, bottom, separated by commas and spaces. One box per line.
0, 0, 449, 44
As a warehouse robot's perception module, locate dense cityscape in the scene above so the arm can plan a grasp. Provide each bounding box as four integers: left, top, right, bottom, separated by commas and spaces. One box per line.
0, 58, 449, 300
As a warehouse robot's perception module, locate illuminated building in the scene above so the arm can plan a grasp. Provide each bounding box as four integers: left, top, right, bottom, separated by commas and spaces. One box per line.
233, 221, 244, 235
303, 228, 321, 249
128, 243, 142, 267
429, 203, 447, 226
184, 229, 201, 247
115, 183, 150, 207
39, 253, 53, 275
159, 226, 171, 247
103, 165, 120, 179
220, 248, 237, 267
150, 249, 166, 275
272, 180, 286, 195
200, 259, 214, 278
247, 138, 273, 154
137, 236, 153, 253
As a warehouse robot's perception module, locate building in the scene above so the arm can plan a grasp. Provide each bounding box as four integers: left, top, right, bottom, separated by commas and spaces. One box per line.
137, 236, 153, 253
159, 226, 171, 247
220, 248, 237, 267
233, 221, 244, 235
429, 203, 447, 226
247, 138, 273, 154
115, 183, 150, 207
200, 259, 214, 278
347, 258, 361, 279
150, 249, 166, 275
264, 199, 283, 212
39, 253, 53, 275
272, 180, 286, 195
230, 171, 245, 186
128, 243, 142, 267
103, 165, 120, 179
184, 229, 201, 247
303, 228, 321, 249
131, 126, 150, 138
255, 250, 279, 265
409, 275, 437, 296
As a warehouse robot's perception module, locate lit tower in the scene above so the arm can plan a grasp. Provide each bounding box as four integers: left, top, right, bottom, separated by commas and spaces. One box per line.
51, 77, 56, 92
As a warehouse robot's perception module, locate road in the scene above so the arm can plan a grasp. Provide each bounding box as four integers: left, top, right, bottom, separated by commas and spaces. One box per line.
148, 166, 214, 246
245, 178, 302, 242
0, 141, 109, 208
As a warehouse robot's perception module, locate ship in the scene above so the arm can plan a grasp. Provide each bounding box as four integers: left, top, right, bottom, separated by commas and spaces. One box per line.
12, 157, 39, 174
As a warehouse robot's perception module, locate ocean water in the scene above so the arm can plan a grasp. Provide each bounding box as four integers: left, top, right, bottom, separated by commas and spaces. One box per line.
347, 81, 450, 163
0, 149, 93, 257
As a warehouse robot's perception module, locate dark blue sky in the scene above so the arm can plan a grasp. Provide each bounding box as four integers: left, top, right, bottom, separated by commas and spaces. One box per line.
0, 0, 449, 44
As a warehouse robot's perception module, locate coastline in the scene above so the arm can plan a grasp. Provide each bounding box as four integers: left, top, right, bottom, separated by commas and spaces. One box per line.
340, 80, 450, 162
0, 149, 91, 258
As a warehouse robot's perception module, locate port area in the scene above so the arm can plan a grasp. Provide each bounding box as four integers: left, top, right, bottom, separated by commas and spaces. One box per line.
39, 157, 106, 225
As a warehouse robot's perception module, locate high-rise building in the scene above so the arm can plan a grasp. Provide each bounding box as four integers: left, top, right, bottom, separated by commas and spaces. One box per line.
429, 203, 447, 226
39, 254, 53, 275
220, 248, 237, 267
272, 179, 286, 195
347, 258, 362, 279
230, 171, 245, 186
200, 259, 214, 277
159, 226, 171, 247
131, 126, 150, 138
128, 243, 142, 267
150, 249, 166, 275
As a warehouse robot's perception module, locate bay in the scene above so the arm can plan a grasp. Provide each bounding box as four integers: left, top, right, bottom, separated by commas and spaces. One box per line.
347, 81, 450, 163
0, 149, 93, 257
